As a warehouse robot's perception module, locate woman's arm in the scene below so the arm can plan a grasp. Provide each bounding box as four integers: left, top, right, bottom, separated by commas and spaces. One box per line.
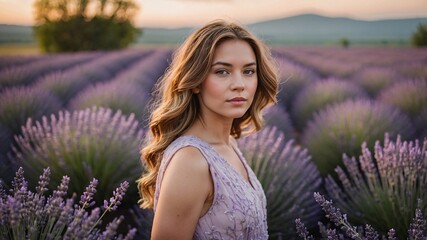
151, 146, 213, 239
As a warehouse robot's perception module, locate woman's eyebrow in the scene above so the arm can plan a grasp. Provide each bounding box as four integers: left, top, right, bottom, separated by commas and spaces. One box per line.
211, 61, 256, 67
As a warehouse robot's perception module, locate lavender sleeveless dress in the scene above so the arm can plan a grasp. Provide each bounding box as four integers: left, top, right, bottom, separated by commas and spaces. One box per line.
153, 135, 268, 239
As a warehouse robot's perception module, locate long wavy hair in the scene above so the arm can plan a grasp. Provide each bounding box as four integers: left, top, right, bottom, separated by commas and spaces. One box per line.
137, 19, 279, 209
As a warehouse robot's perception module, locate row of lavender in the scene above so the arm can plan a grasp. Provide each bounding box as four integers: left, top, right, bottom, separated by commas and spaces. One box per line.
0, 47, 426, 239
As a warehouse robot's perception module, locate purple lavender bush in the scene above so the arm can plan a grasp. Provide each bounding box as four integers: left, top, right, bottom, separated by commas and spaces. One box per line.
0, 55, 45, 71
397, 62, 427, 80
302, 99, 415, 176
0, 53, 99, 88
378, 79, 427, 120
275, 57, 318, 111
262, 105, 296, 140
107, 49, 170, 93
351, 67, 398, 97
12, 107, 144, 205
116, 49, 171, 92
0, 167, 136, 239
324, 134, 427, 238
129, 207, 154, 240
35, 50, 145, 104
0, 86, 62, 135
34, 70, 91, 104
68, 81, 150, 122
238, 127, 322, 239
292, 78, 368, 130
295, 193, 426, 240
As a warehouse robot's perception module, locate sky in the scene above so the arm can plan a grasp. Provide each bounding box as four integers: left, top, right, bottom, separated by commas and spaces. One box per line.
0, 0, 426, 28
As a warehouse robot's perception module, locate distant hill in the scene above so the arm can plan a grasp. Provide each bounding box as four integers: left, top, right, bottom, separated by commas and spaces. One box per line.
1, 14, 426, 46
0, 24, 34, 43
248, 14, 427, 45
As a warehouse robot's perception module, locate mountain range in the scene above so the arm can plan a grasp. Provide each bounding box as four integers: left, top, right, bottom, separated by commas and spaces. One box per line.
1, 14, 426, 46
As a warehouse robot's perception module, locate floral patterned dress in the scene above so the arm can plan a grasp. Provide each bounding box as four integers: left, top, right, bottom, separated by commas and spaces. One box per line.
154, 135, 268, 240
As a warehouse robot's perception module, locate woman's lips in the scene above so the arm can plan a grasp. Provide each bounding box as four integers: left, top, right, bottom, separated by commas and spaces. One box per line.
226, 97, 247, 105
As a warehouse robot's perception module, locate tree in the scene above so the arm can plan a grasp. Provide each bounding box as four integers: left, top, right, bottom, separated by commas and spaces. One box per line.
33, 0, 141, 52
339, 37, 350, 48
411, 23, 427, 47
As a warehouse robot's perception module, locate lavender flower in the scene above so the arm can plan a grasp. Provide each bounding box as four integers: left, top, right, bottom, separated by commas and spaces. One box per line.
101, 216, 124, 240
238, 126, 322, 238
387, 229, 397, 240
103, 181, 129, 212
326, 229, 341, 240
408, 201, 426, 240
36, 167, 50, 195
314, 192, 362, 240
324, 134, 427, 238
302, 99, 415, 176
364, 224, 379, 240
295, 218, 314, 240
11, 167, 27, 193
12, 106, 144, 204
79, 178, 98, 209
0, 167, 136, 239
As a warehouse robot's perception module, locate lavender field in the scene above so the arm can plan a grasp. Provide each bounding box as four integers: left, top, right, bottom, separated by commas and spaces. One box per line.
0, 47, 426, 239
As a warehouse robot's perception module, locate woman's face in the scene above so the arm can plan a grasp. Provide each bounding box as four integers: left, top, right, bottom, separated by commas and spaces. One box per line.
197, 39, 258, 121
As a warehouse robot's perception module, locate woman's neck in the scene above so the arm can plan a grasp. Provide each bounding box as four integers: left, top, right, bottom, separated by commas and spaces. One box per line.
184, 116, 233, 146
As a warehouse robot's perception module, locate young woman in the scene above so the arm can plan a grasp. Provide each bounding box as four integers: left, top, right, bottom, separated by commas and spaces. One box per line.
137, 19, 278, 239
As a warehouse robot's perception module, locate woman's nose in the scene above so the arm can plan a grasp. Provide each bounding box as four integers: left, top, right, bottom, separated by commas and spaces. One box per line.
231, 73, 245, 91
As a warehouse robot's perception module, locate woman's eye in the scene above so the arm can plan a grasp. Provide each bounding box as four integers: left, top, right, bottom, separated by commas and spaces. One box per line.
216, 70, 229, 75
244, 69, 256, 75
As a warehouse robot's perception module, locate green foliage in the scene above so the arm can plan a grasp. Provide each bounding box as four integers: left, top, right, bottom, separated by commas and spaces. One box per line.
339, 38, 350, 48
411, 23, 427, 47
33, 0, 140, 52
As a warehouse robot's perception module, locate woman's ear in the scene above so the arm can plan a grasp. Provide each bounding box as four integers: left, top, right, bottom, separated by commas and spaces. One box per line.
192, 88, 200, 94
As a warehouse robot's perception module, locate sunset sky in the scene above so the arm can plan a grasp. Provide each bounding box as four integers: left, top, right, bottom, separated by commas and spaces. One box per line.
0, 0, 426, 28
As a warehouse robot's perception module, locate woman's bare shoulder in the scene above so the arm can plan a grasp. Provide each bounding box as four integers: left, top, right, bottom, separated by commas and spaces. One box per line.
169, 146, 208, 171
153, 146, 211, 238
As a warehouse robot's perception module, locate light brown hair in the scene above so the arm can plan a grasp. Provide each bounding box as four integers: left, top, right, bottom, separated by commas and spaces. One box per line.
137, 19, 278, 208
